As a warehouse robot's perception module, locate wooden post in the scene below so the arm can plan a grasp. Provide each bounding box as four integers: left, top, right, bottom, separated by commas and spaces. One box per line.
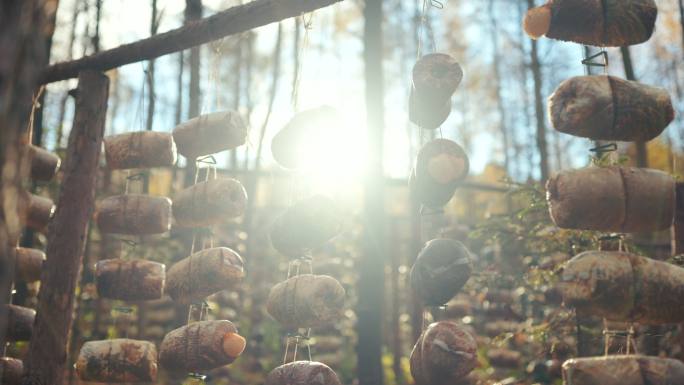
22, 71, 109, 385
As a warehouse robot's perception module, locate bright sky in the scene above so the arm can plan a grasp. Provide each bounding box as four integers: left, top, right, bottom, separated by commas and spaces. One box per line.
44, 0, 684, 188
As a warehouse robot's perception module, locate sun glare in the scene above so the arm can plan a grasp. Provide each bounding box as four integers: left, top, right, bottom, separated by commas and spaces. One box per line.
293, 106, 368, 192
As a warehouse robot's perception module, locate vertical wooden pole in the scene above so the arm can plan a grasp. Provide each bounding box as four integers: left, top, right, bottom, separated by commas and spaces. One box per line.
22, 70, 109, 385
357, 0, 385, 384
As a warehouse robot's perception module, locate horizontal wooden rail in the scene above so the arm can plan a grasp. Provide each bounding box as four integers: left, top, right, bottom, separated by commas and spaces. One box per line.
40, 0, 342, 84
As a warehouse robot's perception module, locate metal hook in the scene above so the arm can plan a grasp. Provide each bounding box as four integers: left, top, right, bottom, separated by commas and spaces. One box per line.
671, 254, 684, 266
303, 12, 314, 29
201, 301, 212, 319
297, 255, 313, 264
602, 329, 630, 337
598, 233, 623, 242
117, 238, 138, 259
126, 172, 146, 181
581, 49, 609, 68
118, 238, 138, 247
286, 332, 312, 341
420, 205, 445, 216
188, 372, 207, 381
195, 155, 217, 166
287, 256, 313, 278
430, 0, 444, 9
589, 142, 617, 156
113, 306, 134, 314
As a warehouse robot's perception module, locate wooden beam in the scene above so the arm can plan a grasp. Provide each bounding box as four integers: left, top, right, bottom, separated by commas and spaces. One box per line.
22, 71, 109, 385
39, 0, 342, 84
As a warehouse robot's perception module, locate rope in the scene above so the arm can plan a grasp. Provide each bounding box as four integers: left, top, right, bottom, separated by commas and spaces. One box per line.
278, 11, 320, 364
413, 0, 446, 132
186, 301, 210, 325
291, 12, 314, 111
189, 156, 218, 255
113, 305, 133, 338
416, 0, 441, 59
26, 86, 46, 144
581, 46, 617, 165
209, 37, 228, 110
281, 255, 315, 363
133, 63, 148, 131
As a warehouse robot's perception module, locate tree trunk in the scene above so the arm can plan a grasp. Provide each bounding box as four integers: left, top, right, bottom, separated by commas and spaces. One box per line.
254, 23, 282, 171
146, 0, 159, 132
92, 0, 102, 53
55, 0, 80, 150
241, 31, 255, 171
357, 1, 385, 385
527, 0, 549, 181
184, 0, 202, 187
292, 17, 301, 110
16, 0, 59, 307
389, 222, 403, 384
22, 71, 109, 385
620, 46, 648, 168
186, 0, 202, 120
553, 129, 564, 171
517, 0, 534, 180
80, 0, 90, 57
0, 0, 59, 349
488, 0, 510, 175
137, 0, 160, 340
409, 196, 423, 344
175, 51, 184, 126
229, 28, 243, 170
